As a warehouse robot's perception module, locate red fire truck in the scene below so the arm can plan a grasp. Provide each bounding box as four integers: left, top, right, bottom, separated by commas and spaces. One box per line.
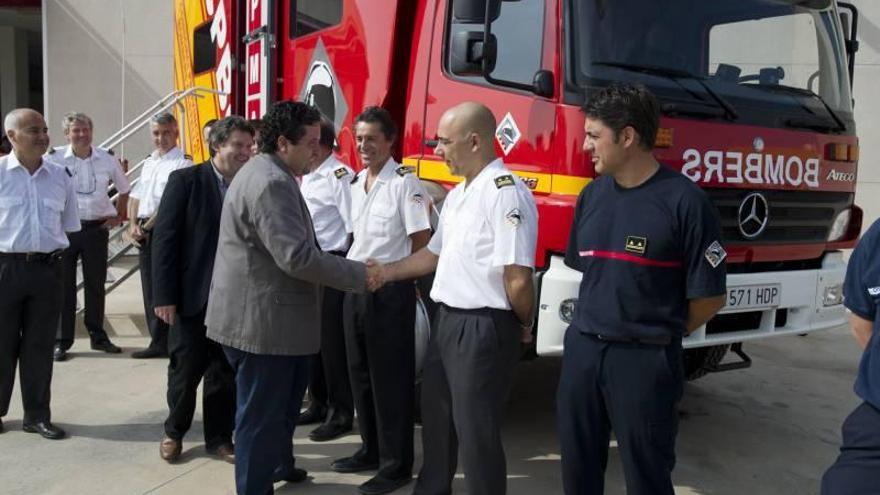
173, 0, 863, 378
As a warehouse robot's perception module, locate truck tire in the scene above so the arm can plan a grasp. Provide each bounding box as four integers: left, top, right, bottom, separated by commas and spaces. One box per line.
682, 345, 729, 381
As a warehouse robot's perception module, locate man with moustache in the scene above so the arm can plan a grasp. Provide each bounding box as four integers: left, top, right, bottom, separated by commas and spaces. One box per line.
0, 108, 80, 439
151, 116, 255, 463
206, 101, 376, 494
128, 112, 193, 359
48, 112, 130, 361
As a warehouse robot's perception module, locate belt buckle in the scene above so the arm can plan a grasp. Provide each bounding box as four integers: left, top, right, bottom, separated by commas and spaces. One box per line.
24, 252, 38, 262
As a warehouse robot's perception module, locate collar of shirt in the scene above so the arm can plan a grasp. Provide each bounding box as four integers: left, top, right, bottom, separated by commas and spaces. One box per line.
210, 160, 228, 187
150, 146, 183, 161
5, 151, 52, 178
463, 158, 504, 193
63, 145, 94, 160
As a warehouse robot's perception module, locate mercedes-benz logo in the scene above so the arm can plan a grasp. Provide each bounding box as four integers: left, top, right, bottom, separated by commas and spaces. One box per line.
738, 192, 770, 239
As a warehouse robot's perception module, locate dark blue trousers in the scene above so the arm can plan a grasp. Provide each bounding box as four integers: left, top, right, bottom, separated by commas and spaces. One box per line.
556, 329, 684, 495
821, 401, 880, 495
222, 346, 311, 495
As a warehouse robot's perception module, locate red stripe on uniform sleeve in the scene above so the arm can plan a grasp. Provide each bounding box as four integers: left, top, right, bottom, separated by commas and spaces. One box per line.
579, 250, 682, 268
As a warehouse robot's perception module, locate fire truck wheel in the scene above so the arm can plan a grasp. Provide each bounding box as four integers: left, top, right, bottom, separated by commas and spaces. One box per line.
682, 345, 730, 381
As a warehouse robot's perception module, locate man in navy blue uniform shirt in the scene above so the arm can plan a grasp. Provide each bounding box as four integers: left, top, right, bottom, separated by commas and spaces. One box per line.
557, 84, 727, 495
821, 218, 880, 495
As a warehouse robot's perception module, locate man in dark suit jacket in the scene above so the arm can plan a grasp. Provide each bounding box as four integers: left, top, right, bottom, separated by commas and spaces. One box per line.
151, 116, 255, 463
206, 101, 376, 495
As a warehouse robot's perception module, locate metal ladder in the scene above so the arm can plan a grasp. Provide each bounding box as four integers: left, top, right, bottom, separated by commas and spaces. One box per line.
74, 86, 226, 314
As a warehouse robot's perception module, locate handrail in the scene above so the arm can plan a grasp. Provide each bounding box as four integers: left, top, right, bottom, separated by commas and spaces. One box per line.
99, 86, 226, 153
99, 89, 183, 148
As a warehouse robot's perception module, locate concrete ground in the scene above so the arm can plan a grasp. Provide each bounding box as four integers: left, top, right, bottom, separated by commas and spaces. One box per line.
0, 263, 864, 495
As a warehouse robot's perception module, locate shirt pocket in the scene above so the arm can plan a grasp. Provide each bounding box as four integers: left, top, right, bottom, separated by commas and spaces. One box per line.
40, 198, 65, 237
0, 196, 25, 233
367, 200, 396, 237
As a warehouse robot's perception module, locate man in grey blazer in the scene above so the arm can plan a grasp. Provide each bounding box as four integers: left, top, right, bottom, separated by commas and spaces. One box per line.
206, 101, 372, 495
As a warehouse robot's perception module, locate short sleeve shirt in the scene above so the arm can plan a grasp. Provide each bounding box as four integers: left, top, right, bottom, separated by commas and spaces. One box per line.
428, 159, 538, 310
346, 158, 431, 263
300, 155, 354, 252
564, 165, 727, 342
46, 145, 131, 220
130, 147, 192, 218
843, 218, 880, 409
0, 153, 81, 253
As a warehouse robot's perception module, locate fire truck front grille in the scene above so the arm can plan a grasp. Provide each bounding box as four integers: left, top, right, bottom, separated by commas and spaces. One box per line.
706, 189, 853, 245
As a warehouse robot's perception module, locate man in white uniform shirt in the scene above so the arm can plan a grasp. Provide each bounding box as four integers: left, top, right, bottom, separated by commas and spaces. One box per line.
368, 102, 538, 495
330, 107, 431, 495
128, 112, 193, 359
47, 112, 130, 361
0, 109, 81, 439
298, 119, 356, 442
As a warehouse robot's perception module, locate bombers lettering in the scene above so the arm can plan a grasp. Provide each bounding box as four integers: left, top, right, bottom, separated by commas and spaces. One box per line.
681, 148, 820, 188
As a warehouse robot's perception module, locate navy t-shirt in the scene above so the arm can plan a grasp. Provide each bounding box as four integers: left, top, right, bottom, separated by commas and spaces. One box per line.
843, 218, 880, 409
564, 165, 727, 343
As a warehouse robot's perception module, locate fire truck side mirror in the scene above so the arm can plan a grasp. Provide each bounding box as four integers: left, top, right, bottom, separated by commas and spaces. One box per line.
453, 0, 502, 24
532, 70, 554, 98
451, 31, 497, 76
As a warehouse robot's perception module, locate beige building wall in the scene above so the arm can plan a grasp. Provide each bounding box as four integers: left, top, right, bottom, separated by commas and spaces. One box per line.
43, 0, 173, 162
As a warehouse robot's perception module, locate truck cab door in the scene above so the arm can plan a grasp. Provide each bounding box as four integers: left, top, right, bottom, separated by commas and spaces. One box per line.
243, 0, 276, 119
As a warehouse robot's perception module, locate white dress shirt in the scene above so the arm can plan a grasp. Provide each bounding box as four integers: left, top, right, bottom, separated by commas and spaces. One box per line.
0, 152, 81, 253
347, 158, 431, 264
46, 145, 131, 221
301, 155, 354, 253
130, 147, 192, 219
428, 159, 538, 310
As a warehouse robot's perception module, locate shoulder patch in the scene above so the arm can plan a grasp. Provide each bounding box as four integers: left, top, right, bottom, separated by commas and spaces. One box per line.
704, 240, 727, 268
184, 154, 193, 160
334, 167, 350, 179
106, 148, 115, 156
494, 174, 515, 189
48, 148, 56, 155
351, 174, 360, 185
64, 167, 72, 177
395, 165, 415, 177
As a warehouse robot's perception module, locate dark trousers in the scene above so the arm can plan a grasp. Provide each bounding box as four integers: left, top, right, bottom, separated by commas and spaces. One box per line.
556, 330, 684, 495
343, 281, 416, 479
138, 234, 167, 351
222, 346, 311, 495
57, 222, 110, 350
413, 304, 520, 495
0, 257, 63, 422
165, 310, 235, 448
821, 401, 880, 495
308, 285, 353, 424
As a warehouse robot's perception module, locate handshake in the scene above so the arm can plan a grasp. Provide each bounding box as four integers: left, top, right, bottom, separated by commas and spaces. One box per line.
365, 258, 389, 292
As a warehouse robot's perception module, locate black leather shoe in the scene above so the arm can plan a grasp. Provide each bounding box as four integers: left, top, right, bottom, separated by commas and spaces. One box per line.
297, 406, 327, 425
331, 455, 379, 473
309, 420, 353, 442
53, 346, 68, 362
131, 347, 167, 359
91, 339, 122, 354
358, 474, 412, 495
273, 467, 308, 483
22, 421, 66, 440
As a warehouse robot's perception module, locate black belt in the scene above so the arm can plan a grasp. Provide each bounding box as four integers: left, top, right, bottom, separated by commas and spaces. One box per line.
328, 250, 347, 257
587, 332, 672, 346
438, 302, 511, 317
0, 250, 64, 263
80, 219, 107, 228
137, 218, 152, 232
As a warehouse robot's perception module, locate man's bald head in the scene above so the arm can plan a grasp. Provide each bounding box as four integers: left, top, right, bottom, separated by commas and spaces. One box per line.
441, 102, 496, 143
435, 102, 498, 180
3, 108, 50, 162
4, 108, 43, 134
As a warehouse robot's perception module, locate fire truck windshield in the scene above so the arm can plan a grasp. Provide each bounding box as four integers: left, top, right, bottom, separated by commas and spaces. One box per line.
570, 0, 854, 132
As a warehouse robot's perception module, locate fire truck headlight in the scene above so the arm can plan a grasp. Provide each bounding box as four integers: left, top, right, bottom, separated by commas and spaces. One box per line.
559, 298, 578, 324
827, 209, 851, 242
823, 283, 844, 307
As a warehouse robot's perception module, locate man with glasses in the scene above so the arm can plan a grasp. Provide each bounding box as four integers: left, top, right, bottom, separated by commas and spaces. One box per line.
46, 112, 130, 362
